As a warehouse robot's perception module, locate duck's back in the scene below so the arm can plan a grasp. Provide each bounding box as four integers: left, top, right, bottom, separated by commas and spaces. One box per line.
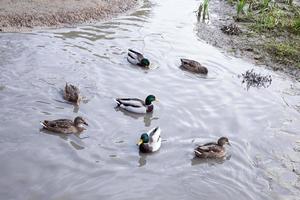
42, 119, 76, 134
149, 127, 162, 152
195, 143, 225, 158
180, 58, 208, 74
64, 84, 80, 102
115, 98, 147, 114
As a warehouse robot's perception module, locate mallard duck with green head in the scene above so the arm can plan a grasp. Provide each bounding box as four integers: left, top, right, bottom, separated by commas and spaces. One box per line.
127, 49, 150, 68
194, 137, 230, 158
115, 95, 157, 114
180, 58, 208, 74
137, 127, 162, 153
41, 116, 88, 134
64, 83, 81, 105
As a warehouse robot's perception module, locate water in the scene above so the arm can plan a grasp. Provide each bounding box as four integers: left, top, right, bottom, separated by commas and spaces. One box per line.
1, 0, 300, 199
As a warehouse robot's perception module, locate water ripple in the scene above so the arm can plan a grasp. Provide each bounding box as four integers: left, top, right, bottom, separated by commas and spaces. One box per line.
0, 0, 300, 199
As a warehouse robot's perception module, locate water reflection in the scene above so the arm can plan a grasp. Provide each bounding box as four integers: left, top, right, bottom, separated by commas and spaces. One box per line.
70, 141, 85, 150
191, 155, 231, 166
143, 112, 159, 127
1, 0, 300, 199
138, 152, 147, 167
114, 107, 159, 127
39, 128, 87, 150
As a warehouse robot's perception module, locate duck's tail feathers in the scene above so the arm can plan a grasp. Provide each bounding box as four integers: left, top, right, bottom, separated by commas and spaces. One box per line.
40, 121, 47, 128
128, 49, 142, 58
180, 58, 188, 64
150, 126, 160, 135
194, 150, 202, 156
128, 49, 138, 54
114, 98, 121, 107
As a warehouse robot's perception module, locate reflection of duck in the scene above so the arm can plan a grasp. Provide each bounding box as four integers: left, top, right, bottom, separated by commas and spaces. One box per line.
115, 95, 157, 114
64, 83, 81, 105
138, 152, 147, 167
40, 128, 86, 150
41, 116, 88, 134
180, 58, 208, 74
194, 137, 230, 158
137, 127, 162, 153
127, 49, 150, 68
114, 107, 158, 127
191, 155, 231, 166
143, 112, 159, 127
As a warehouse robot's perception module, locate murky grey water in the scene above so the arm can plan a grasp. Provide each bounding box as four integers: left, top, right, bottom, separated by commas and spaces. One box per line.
1, 0, 300, 199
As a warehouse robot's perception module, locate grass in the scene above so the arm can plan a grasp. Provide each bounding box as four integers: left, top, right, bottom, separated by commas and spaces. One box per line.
225, 0, 300, 69
265, 42, 300, 65
262, 0, 271, 9
249, 7, 284, 31
237, 0, 247, 16
203, 0, 209, 20
288, 0, 293, 6
249, 7, 300, 35
292, 17, 300, 33
197, 0, 210, 21
249, 5, 300, 67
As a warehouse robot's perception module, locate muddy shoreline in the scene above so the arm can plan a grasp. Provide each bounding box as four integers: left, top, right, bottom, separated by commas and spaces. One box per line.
196, 0, 300, 80
0, 0, 138, 32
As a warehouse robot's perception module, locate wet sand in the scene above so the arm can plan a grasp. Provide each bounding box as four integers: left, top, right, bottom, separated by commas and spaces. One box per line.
0, 0, 138, 32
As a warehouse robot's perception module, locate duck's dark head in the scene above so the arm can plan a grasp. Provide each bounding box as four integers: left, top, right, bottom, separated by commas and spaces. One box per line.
145, 95, 157, 105
140, 58, 150, 67
217, 137, 230, 146
74, 116, 88, 127
137, 133, 149, 145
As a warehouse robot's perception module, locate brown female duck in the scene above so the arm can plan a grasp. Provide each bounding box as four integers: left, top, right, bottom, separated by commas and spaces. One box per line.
41, 116, 88, 134
64, 83, 81, 105
194, 137, 230, 158
180, 58, 208, 74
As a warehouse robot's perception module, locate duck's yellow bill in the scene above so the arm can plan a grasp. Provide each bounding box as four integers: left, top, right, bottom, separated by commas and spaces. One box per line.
155, 98, 159, 103
137, 139, 143, 146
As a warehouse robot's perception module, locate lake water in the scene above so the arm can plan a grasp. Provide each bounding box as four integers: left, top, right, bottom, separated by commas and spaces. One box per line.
0, 0, 300, 199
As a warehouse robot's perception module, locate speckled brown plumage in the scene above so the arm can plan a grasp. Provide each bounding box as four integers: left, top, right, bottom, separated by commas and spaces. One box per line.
194, 137, 230, 158
180, 58, 208, 74
63, 83, 81, 105
41, 116, 88, 134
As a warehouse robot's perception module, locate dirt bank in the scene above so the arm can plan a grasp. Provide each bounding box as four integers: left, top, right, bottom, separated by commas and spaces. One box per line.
196, 0, 300, 80
0, 0, 138, 32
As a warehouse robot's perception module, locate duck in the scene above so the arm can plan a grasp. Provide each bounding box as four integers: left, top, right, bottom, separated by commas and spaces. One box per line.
64, 83, 81, 105
115, 95, 157, 114
127, 49, 150, 68
194, 137, 230, 158
40, 116, 88, 134
180, 58, 208, 74
137, 126, 162, 153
